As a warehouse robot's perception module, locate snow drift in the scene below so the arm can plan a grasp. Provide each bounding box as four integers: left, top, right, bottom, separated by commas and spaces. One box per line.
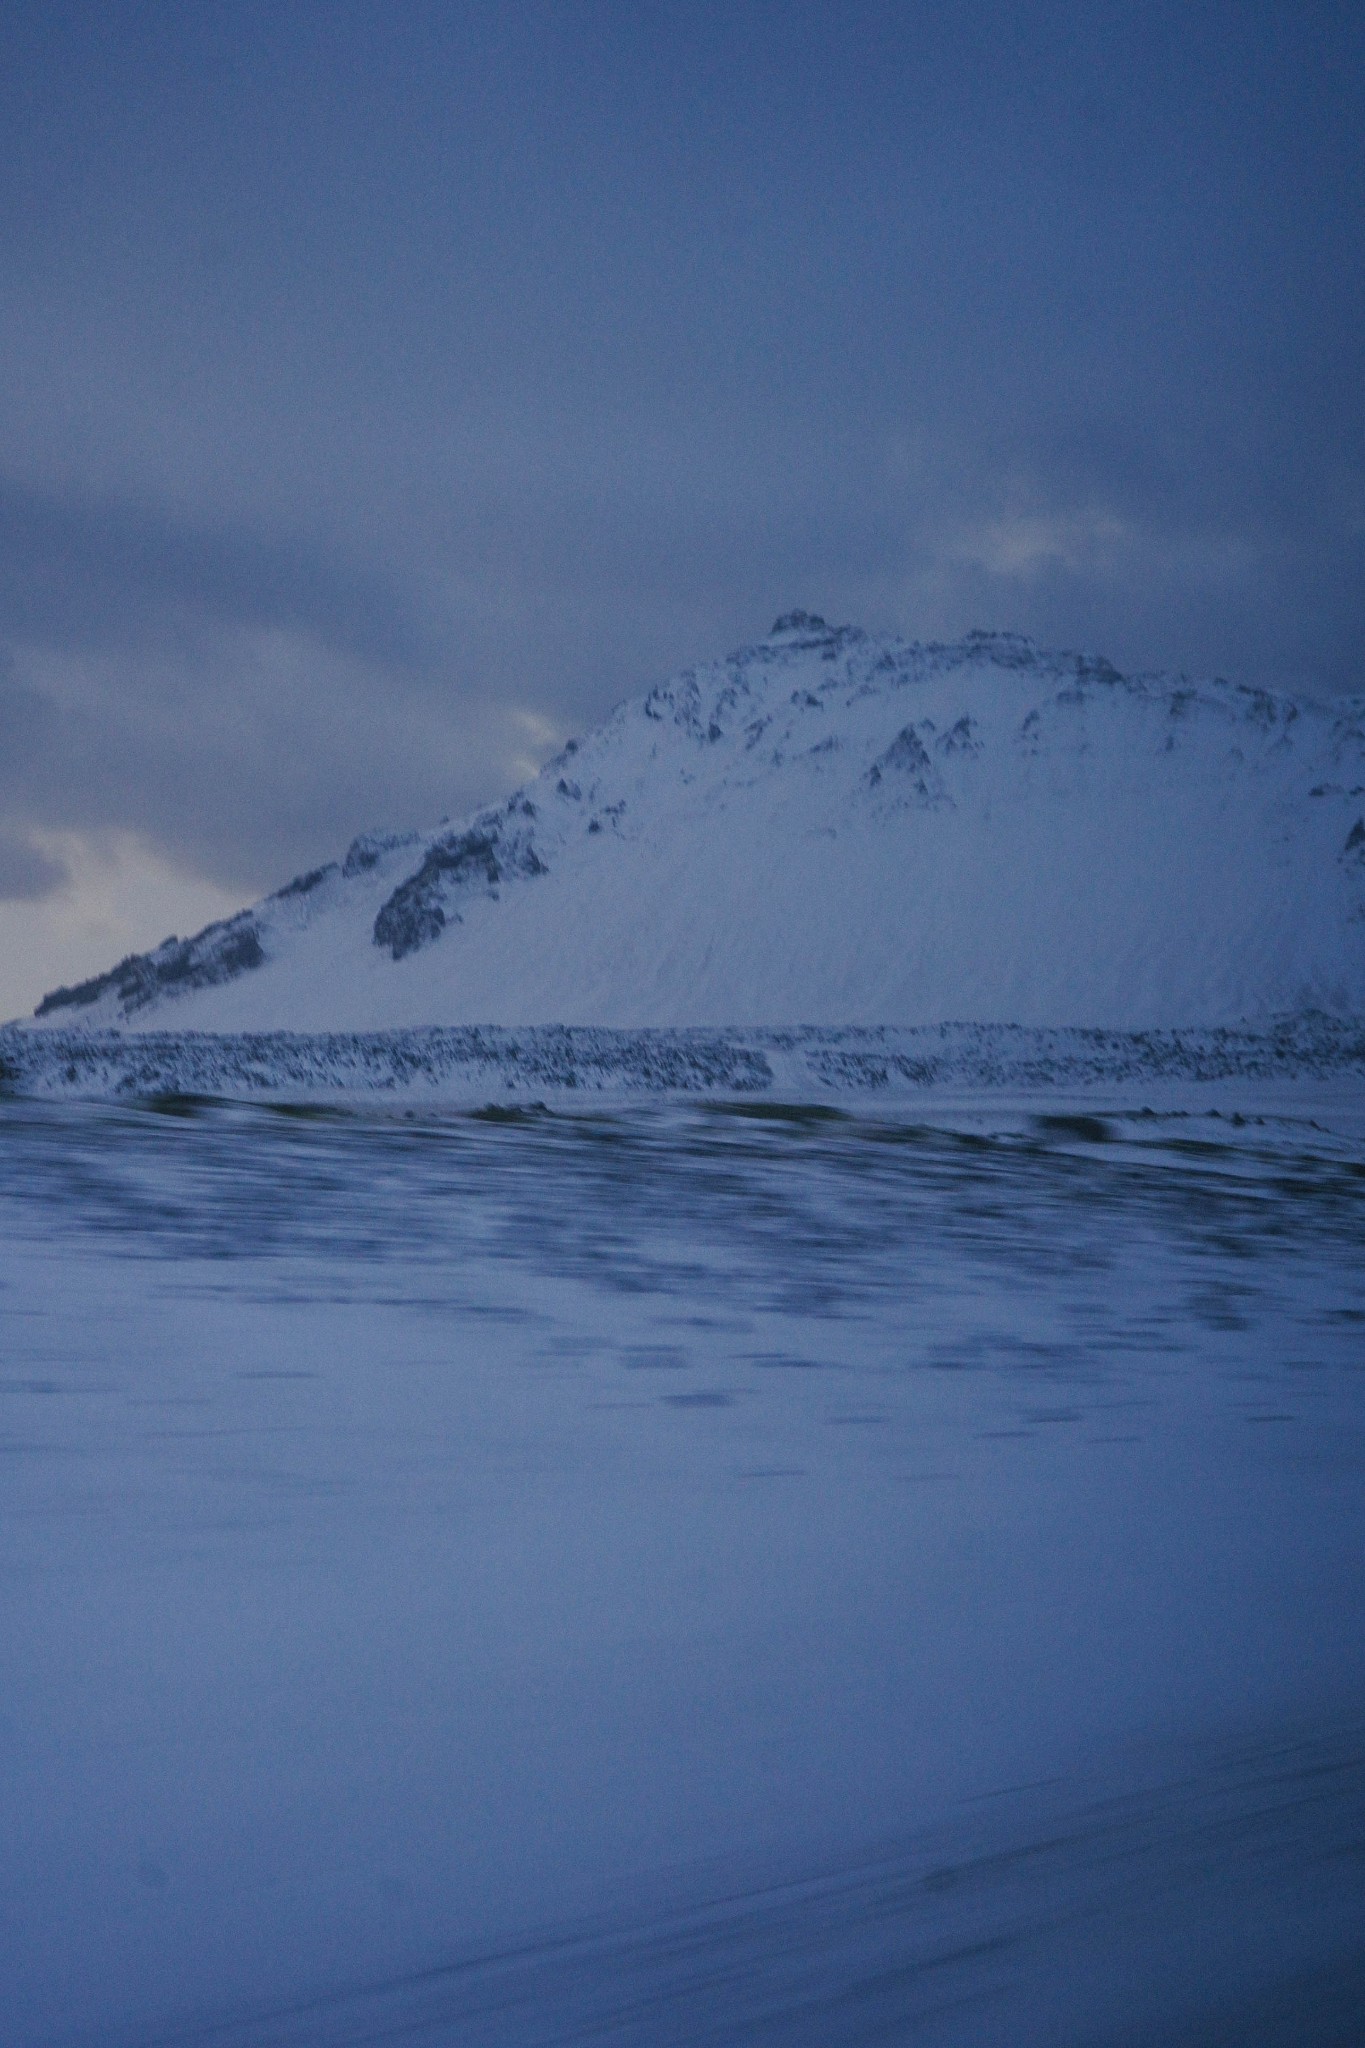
21, 614, 1365, 1033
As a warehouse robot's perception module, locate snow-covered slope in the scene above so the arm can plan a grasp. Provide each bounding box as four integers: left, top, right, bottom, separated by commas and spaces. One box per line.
23, 615, 1365, 1032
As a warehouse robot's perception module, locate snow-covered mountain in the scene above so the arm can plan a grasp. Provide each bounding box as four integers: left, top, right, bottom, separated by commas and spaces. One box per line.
24, 614, 1365, 1032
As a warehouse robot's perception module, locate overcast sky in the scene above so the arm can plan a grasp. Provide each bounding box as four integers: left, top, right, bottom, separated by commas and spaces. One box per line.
2, 0, 1362, 1017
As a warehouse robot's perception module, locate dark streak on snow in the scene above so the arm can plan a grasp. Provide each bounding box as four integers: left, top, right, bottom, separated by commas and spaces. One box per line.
33, 915, 267, 1021
373, 823, 548, 961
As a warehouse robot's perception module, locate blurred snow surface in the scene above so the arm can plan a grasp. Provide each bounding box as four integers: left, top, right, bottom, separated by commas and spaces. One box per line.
1, 1090, 1363, 2045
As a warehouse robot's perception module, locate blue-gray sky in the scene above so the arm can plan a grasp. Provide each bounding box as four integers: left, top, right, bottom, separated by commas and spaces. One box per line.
2, 0, 1362, 1013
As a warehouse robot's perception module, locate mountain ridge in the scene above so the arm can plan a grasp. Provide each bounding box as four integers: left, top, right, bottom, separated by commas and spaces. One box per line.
20, 615, 1365, 1033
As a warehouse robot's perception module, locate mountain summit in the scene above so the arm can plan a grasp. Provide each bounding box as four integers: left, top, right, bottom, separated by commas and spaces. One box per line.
27, 618, 1365, 1032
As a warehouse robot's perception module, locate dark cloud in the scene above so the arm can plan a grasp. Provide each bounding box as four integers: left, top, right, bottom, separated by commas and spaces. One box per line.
0, 474, 429, 669
0, 826, 67, 903
0, 474, 484, 894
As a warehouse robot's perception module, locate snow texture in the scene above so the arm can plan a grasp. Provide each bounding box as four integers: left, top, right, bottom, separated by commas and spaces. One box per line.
19, 615, 1365, 1034
2, 1090, 1364, 2044
3, 1016, 1364, 1106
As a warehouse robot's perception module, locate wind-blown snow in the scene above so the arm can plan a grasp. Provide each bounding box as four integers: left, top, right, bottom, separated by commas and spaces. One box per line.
23, 615, 1365, 1033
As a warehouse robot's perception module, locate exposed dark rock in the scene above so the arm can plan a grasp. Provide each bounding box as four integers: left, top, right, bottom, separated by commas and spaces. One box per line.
865, 723, 949, 805
342, 831, 419, 878
35, 914, 266, 1019
373, 826, 548, 961
270, 864, 338, 901
936, 715, 981, 758
1236, 685, 1283, 730
962, 629, 1038, 668
1075, 653, 1123, 686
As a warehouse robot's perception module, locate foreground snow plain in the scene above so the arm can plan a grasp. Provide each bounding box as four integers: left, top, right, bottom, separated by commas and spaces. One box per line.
2, 1075, 1363, 2045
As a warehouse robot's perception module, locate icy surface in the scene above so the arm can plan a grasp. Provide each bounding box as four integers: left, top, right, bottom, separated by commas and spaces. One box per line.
2, 1089, 1363, 2044
20, 618, 1365, 1032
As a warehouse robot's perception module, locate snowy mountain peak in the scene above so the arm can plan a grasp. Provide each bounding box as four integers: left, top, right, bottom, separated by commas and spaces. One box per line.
23, 623, 1365, 1034
768, 608, 837, 640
